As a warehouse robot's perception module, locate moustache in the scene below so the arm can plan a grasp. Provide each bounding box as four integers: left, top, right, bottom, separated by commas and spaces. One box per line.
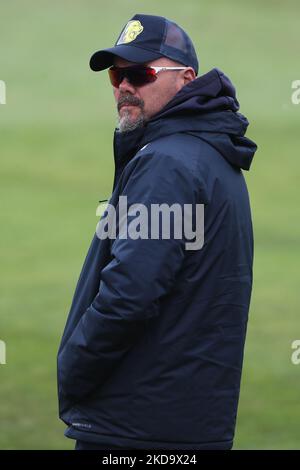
118, 95, 144, 112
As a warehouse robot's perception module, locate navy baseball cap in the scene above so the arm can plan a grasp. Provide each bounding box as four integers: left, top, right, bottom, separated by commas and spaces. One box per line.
89, 14, 199, 75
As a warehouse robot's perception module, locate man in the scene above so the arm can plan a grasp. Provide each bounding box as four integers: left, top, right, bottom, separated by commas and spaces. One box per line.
57, 13, 257, 450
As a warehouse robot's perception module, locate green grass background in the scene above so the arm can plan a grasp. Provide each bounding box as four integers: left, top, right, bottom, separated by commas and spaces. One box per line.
1, 0, 300, 449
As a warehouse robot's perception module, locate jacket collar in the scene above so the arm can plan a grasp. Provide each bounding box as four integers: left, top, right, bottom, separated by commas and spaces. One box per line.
112, 67, 257, 174
112, 68, 238, 168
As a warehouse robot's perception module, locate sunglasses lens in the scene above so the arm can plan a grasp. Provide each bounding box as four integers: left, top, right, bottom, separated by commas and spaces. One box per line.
108, 66, 157, 88
129, 67, 157, 87
108, 67, 123, 87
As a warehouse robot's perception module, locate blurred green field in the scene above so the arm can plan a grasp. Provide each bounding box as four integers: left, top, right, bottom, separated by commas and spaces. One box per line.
1, 0, 300, 450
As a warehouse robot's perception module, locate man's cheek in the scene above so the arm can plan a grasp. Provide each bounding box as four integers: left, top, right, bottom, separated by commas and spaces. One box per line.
113, 88, 119, 101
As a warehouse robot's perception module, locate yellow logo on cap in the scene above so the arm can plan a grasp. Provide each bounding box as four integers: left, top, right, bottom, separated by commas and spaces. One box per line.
117, 20, 144, 45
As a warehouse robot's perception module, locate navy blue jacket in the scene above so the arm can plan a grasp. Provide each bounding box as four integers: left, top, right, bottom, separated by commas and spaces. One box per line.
57, 68, 257, 450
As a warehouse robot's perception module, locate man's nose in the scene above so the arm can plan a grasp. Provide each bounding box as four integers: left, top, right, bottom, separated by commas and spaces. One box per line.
118, 77, 136, 94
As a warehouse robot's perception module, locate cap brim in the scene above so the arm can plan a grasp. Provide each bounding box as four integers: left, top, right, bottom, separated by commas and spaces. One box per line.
89, 45, 163, 71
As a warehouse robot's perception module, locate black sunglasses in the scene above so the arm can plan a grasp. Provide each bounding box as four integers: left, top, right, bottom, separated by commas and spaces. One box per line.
108, 65, 187, 88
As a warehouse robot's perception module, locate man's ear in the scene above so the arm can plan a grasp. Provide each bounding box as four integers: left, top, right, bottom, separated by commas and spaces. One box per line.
183, 67, 196, 85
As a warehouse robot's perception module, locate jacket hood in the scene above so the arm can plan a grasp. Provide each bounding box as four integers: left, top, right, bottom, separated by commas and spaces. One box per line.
114, 68, 257, 171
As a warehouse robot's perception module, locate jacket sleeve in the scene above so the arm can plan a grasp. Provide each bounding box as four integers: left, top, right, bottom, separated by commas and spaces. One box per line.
58, 149, 201, 404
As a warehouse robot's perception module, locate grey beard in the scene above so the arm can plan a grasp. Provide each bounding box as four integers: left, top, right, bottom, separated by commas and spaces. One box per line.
117, 109, 146, 133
